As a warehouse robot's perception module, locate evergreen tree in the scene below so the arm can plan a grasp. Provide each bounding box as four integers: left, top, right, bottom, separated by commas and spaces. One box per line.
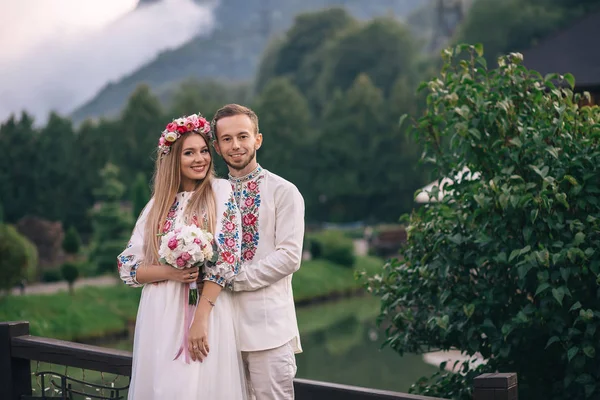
0, 112, 39, 223
253, 77, 313, 202
317, 74, 387, 222
89, 163, 132, 274
131, 172, 151, 219
316, 17, 417, 111
118, 85, 164, 188
35, 112, 77, 222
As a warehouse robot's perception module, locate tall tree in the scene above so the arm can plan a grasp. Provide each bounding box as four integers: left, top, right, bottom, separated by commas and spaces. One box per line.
0, 113, 39, 223
89, 163, 132, 274
315, 17, 418, 112
35, 112, 76, 223
71, 119, 114, 234
117, 84, 164, 189
316, 74, 387, 222
255, 8, 356, 95
252, 77, 314, 212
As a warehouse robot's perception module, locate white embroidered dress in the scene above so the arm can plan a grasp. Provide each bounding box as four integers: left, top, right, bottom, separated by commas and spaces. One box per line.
117, 179, 247, 400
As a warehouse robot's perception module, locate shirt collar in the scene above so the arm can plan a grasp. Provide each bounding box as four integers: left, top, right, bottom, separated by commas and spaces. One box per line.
229, 164, 263, 184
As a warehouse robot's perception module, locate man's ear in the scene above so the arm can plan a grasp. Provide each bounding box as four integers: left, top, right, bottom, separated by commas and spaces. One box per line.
213, 139, 222, 156
256, 132, 263, 150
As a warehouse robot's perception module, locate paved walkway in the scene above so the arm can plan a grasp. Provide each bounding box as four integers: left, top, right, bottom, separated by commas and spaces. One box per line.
10, 275, 119, 296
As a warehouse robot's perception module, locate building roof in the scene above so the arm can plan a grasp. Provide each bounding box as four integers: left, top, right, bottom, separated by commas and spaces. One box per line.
522, 10, 600, 89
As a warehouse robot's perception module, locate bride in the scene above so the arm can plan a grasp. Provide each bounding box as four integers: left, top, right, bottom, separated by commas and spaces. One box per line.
117, 113, 247, 399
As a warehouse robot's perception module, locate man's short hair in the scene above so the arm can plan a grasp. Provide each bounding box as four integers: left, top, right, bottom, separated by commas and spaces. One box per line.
212, 104, 259, 140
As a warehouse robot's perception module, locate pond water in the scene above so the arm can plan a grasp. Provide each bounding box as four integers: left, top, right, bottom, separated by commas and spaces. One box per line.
107, 296, 438, 393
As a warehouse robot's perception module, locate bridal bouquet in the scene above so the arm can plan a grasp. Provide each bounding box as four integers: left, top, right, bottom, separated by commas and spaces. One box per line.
158, 224, 217, 305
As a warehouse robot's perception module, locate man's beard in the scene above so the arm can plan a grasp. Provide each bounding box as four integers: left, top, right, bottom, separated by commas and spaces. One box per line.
225, 147, 256, 171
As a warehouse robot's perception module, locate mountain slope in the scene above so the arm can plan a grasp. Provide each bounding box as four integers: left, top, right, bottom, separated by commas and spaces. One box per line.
71, 0, 421, 122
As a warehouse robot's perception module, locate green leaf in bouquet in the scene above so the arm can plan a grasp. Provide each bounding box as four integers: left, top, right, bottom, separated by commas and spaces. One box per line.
210, 241, 219, 263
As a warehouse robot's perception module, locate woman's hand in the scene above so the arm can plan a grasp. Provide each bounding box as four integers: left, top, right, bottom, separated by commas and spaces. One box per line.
188, 313, 210, 362
169, 266, 200, 283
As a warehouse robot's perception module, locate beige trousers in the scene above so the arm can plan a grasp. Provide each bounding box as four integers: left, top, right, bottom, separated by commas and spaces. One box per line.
241, 340, 297, 400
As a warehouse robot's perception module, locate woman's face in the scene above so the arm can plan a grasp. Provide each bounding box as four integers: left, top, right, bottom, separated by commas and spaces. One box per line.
180, 134, 211, 192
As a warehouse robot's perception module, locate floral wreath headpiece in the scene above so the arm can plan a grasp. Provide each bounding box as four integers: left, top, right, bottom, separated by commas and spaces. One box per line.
158, 113, 212, 157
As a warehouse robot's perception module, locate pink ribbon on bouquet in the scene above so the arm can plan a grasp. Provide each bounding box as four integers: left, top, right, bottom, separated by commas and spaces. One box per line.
173, 283, 196, 363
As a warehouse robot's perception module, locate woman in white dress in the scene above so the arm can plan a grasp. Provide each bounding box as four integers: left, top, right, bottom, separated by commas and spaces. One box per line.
117, 113, 247, 399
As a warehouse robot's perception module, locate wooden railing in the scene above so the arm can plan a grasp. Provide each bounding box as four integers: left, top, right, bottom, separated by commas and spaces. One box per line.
1, 321, 518, 400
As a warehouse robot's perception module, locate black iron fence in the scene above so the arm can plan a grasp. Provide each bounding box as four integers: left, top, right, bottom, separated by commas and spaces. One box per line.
1, 321, 517, 400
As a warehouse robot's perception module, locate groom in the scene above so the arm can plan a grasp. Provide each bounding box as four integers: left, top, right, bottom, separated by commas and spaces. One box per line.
212, 104, 305, 399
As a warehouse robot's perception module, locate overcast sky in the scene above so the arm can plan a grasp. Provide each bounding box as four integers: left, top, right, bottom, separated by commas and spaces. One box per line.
0, 0, 216, 122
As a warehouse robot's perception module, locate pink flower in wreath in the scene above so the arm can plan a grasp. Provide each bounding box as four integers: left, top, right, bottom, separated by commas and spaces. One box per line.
243, 213, 257, 226
225, 237, 236, 248
243, 249, 255, 261
166, 122, 177, 132
222, 251, 235, 264
162, 220, 172, 233
167, 237, 178, 250
197, 117, 208, 131
187, 114, 200, 128
244, 197, 254, 207
224, 221, 235, 232
177, 125, 187, 134
243, 232, 253, 243
247, 181, 258, 191
159, 136, 166, 146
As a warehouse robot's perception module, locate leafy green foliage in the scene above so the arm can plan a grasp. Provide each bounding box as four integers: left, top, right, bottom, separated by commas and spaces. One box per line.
89, 164, 132, 275
308, 230, 356, 268
368, 44, 600, 399
0, 225, 33, 292
62, 226, 82, 255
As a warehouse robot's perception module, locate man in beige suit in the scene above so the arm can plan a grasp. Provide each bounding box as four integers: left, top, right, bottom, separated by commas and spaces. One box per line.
212, 104, 304, 400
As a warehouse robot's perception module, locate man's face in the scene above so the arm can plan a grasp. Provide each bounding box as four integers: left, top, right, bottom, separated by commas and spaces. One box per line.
214, 114, 262, 175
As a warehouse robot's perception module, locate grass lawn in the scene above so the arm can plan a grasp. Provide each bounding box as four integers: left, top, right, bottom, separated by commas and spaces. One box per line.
0, 256, 384, 340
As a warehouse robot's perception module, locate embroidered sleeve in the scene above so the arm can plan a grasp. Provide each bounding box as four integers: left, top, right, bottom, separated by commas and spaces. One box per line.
117, 198, 154, 287
203, 184, 242, 287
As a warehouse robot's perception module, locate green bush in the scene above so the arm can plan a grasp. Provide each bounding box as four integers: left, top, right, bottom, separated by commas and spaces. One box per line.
0, 224, 30, 292
368, 44, 600, 400
20, 235, 39, 282
309, 230, 356, 267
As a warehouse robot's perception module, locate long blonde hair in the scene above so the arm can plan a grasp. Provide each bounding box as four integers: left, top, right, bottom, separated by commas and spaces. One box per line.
143, 130, 217, 265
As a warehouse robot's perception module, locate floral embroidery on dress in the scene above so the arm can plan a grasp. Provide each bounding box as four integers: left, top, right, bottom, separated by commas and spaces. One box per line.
161, 199, 179, 233
238, 174, 263, 262
117, 254, 139, 284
